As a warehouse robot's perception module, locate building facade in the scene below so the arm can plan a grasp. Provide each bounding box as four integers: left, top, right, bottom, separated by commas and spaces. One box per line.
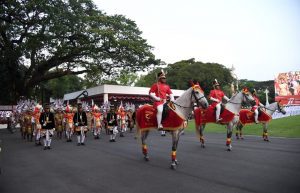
63, 84, 185, 107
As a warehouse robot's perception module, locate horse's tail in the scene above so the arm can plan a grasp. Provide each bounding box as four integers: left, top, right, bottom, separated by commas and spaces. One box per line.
194, 122, 201, 139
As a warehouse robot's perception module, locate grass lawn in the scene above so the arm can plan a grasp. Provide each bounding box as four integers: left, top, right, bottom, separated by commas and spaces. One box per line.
185, 115, 300, 138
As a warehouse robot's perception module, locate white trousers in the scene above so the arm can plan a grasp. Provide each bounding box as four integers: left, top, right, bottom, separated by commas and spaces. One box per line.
156, 104, 163, 127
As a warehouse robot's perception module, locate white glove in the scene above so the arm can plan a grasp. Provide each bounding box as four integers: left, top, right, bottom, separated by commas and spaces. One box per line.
170, 94, 175, 102
210, 97, 220, 103
223, 96, 230, 102
149, 92, 161, 101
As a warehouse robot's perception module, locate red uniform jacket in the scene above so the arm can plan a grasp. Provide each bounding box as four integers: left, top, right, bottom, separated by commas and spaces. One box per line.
149, 82, 172, 108
251, 95, 260, 111
209, 89, 225, 107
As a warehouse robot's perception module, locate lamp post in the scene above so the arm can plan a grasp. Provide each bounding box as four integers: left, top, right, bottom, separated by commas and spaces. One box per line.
231, 65, 239, 94
265, 88, 269, 106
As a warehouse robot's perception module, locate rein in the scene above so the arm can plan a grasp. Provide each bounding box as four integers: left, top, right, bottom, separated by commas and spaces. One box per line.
172, 89, 205, 109
227, 93, 252, 105
263, 103, 284, 113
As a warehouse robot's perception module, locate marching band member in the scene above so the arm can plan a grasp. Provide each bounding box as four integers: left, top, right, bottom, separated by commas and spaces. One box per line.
209, 79, 230, 122
117, 105, 126, 137
73, 103, 88, 146
91, 104, 102, 139
39, 104, 55, 150
149, 70, 174, 130
32, 103, 42, 145
54, 107, 64, 139
64, 103, 74, 142
107, 106, 118, 142
126, 109, 135, 133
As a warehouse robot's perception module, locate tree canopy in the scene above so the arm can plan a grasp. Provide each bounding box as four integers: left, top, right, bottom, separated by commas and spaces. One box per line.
0, 0, 159, 103
135, 58, 235, 96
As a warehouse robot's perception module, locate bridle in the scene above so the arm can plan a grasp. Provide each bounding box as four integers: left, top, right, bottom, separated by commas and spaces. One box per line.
172, 87, 206, 109
192, 88, 206, 108
227, 92, 254, 105
263, 102, 285, 113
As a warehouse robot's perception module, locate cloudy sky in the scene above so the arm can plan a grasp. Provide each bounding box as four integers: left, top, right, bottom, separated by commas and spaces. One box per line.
94, 0, 300, 81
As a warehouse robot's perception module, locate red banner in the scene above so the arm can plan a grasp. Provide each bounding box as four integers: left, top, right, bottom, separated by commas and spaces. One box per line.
275, 71, 300, 105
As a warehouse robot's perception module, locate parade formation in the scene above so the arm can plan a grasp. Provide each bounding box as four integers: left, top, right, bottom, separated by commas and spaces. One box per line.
1, 74, 290, 170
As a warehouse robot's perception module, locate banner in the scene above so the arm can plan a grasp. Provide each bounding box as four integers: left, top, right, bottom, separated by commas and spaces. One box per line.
274, 71, 300, 105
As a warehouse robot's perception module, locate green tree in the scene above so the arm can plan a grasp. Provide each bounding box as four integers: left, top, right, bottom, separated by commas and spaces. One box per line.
136, 59, 234, 96
45, 74, 84, 99
239, 79, 275, 104
0, 0, 159, 103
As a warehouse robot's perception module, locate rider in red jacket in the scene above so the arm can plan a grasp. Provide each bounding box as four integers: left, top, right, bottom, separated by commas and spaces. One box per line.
149, 70, 174, 130
251, 89, 265, 123
209, 79, 230, 122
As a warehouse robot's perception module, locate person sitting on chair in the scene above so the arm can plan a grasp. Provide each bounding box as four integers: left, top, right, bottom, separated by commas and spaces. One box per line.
251, 89, 264, 124
149, 70, 174, 130
209, 79, 230, 122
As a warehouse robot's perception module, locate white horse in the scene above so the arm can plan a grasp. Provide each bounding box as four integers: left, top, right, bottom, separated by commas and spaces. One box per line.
136, 83, 208, 169
236, 101, 286, 141
195, 88, 256, 151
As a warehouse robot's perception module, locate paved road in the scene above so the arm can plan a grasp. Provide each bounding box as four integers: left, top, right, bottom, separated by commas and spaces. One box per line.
0, 129, 299, 193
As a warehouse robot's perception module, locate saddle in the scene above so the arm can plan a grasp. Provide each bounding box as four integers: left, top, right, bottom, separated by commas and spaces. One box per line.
162, 102, 170, 121
136, 103, 184, 131
214, 104, 225, 114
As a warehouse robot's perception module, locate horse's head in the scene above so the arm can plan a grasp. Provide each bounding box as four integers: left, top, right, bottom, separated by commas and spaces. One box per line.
242, 87, 256, 106
277, 101, 286, 115
190, 82, 208, 109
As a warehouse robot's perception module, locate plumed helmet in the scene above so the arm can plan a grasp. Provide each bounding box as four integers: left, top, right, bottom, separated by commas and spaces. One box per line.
213, 79, 220, 87
157, 69, 166, 79
34, 104, 42, 113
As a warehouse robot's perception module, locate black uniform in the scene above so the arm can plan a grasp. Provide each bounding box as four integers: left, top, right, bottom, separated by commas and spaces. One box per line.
107, 112, 117, 127
39, 112, 55, 130
73, 111, 87, 134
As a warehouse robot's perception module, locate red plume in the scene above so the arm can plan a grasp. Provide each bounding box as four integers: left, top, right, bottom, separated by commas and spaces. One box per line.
189, 80, 195, 86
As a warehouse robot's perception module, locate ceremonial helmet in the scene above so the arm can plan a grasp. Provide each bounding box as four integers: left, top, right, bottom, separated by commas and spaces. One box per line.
64, 101, 72, 113
157, 69, 166, 79
92, 104, 100, 112
213, 79, 220, 87
44, 103, 51, 111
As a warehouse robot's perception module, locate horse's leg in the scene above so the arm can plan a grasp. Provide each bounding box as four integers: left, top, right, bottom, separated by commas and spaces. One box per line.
199, 124, 206, 148
170, 129, 182, 169
262, 123, 269, 142
141, 130, 150, 161
226, 122, 234, 151
235, 123, 240, 139
236, 123, 244, 140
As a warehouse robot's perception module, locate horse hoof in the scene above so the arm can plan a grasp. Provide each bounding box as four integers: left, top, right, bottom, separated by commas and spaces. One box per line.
201, 144, 205, 148
226, 145, 232, 151
170, 163, 177, 170
144, 156, 149, 161
174, 159, 179, 165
